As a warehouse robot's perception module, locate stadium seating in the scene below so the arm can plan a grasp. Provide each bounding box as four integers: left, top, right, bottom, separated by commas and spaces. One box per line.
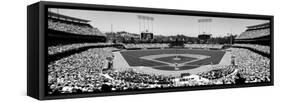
124, 43, 169, 49
48, 46, 270, 94
48, 47, 175, 94
48, 43, 115, 55
48, 48, 115, 94
233, 44, 270, 54
184, 44, 223, 49
197, 66, 235, 80
236, 28, 270, 39
230, 48, 270, 83
48, 19, 104, 36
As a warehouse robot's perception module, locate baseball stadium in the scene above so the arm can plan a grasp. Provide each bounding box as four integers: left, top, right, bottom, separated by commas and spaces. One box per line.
47, 9, 271, 95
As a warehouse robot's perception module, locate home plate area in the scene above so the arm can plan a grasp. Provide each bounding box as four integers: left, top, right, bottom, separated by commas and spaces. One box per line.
113, 49, 231, 76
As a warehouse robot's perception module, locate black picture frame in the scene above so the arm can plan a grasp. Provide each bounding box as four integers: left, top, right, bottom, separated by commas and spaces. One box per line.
27, 1, 274, 100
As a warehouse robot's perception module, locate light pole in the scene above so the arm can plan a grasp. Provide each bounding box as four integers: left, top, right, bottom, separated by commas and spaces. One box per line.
227, 33, 232, 45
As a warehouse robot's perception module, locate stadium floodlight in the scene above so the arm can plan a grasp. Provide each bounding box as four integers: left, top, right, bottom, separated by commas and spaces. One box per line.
138, 15, 154, 34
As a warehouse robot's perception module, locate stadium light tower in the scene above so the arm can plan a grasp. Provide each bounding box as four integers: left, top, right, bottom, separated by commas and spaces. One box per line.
198, 18, 212, 34
138, 15, 154, 41
111, 24, 116, 43
138, 15, 154, 33
198, 18, 212, 44
227, 33, 233, 45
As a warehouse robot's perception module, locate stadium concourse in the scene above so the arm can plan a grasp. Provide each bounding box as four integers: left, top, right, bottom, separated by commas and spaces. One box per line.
47, 11, 271, 94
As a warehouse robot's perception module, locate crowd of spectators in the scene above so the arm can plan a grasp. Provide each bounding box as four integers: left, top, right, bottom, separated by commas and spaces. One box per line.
230, 48, 270, 83
197, 66, 235, 80
48, 19, 104, 36
48, 46, 270, 94
48, 47, 175, 94
236, 28, 270, 39
99, 70, 175, 91
174, 47, 269, 86
124, 43, 169, 49
184, 44, 223, 49
233, 44, 270, 54
108, 70, 173, 84
196, 48, 270, 85
48, 43, 115, 55
48, 48, 115, 94
123, 43, 224, 49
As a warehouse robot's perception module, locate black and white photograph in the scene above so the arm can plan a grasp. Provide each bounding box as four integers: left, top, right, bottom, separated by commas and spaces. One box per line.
47, 7, 271, 95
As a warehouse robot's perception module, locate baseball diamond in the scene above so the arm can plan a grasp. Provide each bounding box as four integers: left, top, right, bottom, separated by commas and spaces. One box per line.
112, 49, 231, 76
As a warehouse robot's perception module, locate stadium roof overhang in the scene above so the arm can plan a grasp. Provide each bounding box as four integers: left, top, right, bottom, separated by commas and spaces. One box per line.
246, 22, 270, 30
48, 11, 91, 23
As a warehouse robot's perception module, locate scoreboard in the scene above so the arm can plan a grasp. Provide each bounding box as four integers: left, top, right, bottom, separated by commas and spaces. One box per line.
141, 33, 153, 40
198, 34, 211, 40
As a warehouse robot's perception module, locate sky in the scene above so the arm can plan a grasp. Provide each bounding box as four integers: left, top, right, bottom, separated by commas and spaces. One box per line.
49, 8, 269, 37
